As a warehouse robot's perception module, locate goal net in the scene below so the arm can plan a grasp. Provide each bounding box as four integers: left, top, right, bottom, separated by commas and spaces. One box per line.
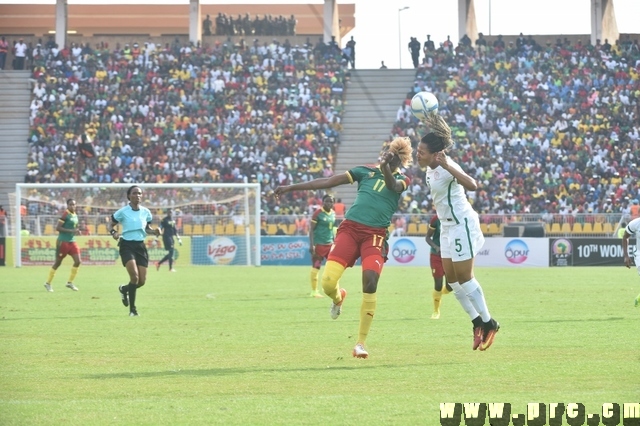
8, 183, 261, 268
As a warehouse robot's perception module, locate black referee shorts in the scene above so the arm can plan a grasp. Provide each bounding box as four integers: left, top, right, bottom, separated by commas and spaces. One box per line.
118, 239, 149, 268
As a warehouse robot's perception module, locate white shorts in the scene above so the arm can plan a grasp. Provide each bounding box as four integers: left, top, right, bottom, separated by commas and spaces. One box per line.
440, 216, 485, 262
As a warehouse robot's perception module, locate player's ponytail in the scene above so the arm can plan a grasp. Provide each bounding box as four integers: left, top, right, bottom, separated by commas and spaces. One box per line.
422, 113, 453, 152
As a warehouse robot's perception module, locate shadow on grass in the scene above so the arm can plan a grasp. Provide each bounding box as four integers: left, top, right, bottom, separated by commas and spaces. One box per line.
0, 315, 108, 321
85, 364, 423, 379
525, 316, 626, 323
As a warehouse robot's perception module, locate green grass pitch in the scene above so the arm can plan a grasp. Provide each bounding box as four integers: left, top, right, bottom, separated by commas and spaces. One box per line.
1, 265, 639, 425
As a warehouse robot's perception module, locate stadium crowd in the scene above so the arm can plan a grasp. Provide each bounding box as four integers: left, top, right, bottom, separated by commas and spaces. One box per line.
20, 31, 640, 225
24, 36, 346, 218
392, 33, 640, 222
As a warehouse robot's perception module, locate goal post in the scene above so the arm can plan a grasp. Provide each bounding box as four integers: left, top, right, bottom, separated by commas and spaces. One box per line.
9, 183, 261, 268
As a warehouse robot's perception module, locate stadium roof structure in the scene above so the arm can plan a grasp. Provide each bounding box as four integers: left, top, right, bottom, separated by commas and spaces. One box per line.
0, 3, 356, 39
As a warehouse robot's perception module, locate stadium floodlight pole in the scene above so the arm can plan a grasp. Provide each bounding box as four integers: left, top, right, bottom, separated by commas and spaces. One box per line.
398, 6, 410, 69
488, 0, 492, 36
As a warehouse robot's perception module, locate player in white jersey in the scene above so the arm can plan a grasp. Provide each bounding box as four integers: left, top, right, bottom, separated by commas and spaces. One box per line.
416, 113, 499, 351
621, 217, 640, 306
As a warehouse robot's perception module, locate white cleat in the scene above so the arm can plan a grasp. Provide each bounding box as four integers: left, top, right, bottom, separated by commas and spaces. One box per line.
352, 343, 369, 359
44, 283, 53, 292
329, 288, 347, 320
66, 282, 79, 291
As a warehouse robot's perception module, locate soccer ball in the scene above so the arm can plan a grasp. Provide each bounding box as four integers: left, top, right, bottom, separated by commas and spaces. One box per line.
410, 91, 439, 120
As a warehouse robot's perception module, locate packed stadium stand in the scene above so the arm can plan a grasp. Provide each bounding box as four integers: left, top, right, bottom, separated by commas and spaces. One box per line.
2, 27, 640, 238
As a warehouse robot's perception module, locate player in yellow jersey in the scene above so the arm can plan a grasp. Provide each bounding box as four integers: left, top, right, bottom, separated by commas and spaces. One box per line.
275, 137, 412, 359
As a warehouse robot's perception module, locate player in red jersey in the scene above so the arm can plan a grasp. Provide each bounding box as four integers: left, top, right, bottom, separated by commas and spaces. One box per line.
424, 214, 452, 319
309, 195, 336, 298
275, 137, 412, 359
44, 199, 81, 292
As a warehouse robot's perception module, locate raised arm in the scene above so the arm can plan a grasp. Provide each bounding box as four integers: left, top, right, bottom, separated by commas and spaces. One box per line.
436, 152, 478, 191
380, 152, 406, 193
274, 172, 351, 196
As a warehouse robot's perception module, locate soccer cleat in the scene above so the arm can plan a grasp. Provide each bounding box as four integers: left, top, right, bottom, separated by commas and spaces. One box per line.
119, 285, 129, 307
330, 288, 347, 320
479, 319, 500, 351
155, 262, 160, 271
310, 291, 324, 298
129, 310, 139, 317
44, 283, 53, 292
170, 269, 177, 272
430, 311, 440, 320
472, 325, 483, 350
66, 282, 79, 291
352, 343, 369, 359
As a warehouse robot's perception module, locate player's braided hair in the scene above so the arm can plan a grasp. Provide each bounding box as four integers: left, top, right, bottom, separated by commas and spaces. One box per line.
387, 137, 413, 167
421, 113, 453, 152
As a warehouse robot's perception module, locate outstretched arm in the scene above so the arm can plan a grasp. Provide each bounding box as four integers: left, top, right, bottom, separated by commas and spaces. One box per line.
274, 172, 351, 196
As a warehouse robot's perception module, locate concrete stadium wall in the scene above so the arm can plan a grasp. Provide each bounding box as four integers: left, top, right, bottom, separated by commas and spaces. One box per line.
0, 3, 355, 39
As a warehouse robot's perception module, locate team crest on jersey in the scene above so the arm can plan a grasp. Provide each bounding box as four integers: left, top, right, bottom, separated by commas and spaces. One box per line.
434, 171, 440, 179
368, 172, 375, 178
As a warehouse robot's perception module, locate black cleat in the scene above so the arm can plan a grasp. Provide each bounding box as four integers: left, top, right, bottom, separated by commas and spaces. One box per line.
119, 285, 129, 307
